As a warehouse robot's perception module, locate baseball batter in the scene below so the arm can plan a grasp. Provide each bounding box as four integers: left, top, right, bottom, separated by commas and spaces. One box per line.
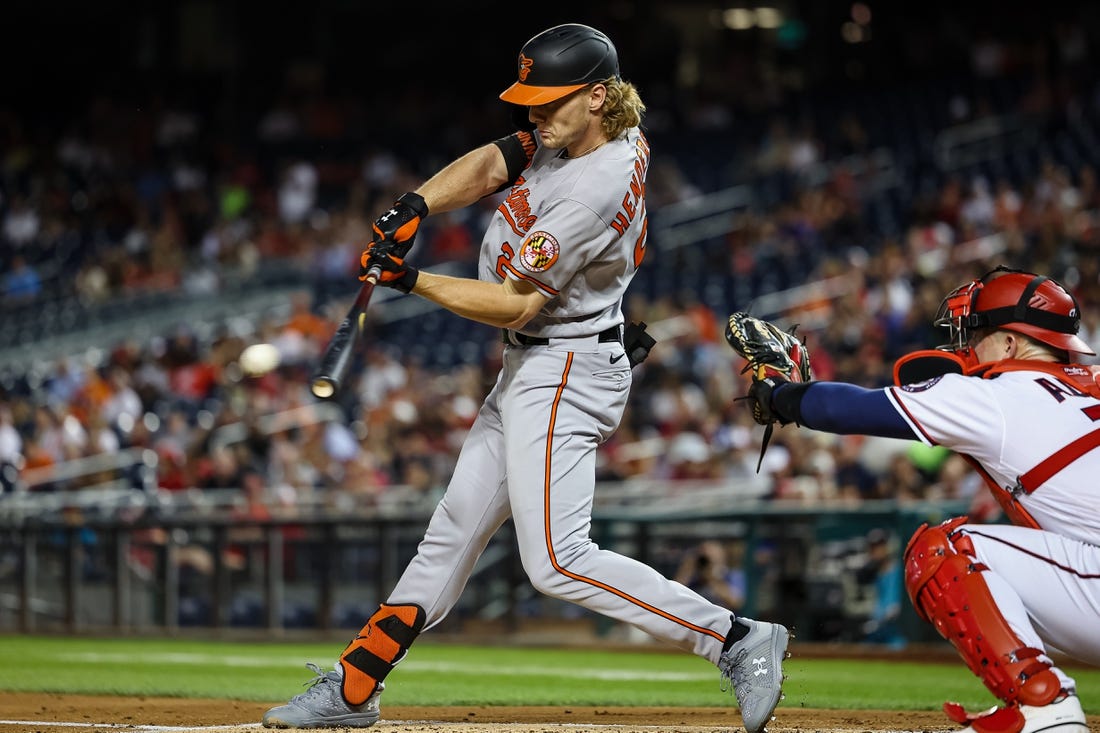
263, 23, 788, 733
728, 266, 1098, 733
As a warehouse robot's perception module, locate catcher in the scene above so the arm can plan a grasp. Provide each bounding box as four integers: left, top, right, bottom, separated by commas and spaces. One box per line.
726, 266, 1098, 733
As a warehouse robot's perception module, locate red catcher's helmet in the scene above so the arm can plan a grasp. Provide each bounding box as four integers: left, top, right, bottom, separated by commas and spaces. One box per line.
935, 266, 1095, 356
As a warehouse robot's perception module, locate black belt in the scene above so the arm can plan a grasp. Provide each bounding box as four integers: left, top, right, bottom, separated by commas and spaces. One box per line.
503, 325, 622, 346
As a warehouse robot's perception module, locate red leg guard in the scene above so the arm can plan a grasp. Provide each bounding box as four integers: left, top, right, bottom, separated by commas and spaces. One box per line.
903, 519, 1061, 707
339, 603, 426, 705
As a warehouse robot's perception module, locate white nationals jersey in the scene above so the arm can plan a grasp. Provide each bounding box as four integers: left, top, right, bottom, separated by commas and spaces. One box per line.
886, 368, 1100, 544
479, 127, 651, 337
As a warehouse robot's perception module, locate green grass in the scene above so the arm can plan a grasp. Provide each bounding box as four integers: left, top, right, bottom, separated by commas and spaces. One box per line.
0, 635, 1097, 713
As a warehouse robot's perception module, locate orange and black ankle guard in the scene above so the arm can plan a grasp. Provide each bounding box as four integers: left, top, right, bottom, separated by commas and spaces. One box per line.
340, 603, 426, 705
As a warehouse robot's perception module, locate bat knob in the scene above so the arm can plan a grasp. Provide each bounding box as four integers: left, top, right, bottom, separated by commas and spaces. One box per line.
311, 377, 337, 399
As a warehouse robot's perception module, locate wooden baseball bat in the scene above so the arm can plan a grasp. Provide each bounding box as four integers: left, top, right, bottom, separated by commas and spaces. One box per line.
310, 266, 380, 399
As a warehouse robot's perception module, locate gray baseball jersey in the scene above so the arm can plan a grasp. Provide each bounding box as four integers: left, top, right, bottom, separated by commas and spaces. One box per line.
479, 128, 648, 338
389, 126, 738, 665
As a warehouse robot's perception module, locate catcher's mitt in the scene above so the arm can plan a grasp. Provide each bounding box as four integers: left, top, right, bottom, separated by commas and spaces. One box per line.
725, 312, 812, 390
725, 312, 813, 471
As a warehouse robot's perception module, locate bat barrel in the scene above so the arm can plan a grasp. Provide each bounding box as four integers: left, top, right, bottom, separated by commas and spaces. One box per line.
309, 273, 379, 399
310, 376, 339, 399
310, 315, 359, 398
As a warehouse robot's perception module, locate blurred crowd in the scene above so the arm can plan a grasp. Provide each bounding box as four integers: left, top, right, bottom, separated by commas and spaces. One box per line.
2, 9, 1100, 531
3, 238, 1098, 525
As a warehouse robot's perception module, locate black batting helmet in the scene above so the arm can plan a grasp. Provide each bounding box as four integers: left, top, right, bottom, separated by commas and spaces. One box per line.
499, 23, 620, 106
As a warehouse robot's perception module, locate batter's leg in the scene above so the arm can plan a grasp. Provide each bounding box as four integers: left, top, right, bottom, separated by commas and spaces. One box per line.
386, 384, 514, 625
264, 384, 513, 730
502, 347, 788, 733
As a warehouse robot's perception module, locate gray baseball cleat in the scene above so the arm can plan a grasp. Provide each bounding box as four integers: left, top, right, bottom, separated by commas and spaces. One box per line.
262, 662, 381, 729
719, 618, 790, 733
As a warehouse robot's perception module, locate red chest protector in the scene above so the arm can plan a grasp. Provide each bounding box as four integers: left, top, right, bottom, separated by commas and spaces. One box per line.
970, 359, 1100, 396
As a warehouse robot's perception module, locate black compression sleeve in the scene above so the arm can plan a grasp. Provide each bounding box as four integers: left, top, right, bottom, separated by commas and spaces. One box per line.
771, 381, 811, 425
492, 133, 529, 191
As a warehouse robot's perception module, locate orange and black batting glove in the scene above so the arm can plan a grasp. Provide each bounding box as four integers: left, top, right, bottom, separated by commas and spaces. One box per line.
360, 241, 419, 293
370, 191, 429, 259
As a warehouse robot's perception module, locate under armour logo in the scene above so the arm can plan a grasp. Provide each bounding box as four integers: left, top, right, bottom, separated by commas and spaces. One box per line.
752, 657, 768, 677
379, 207, 400, 222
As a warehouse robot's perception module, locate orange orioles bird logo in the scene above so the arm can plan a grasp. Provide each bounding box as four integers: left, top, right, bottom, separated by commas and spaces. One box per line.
517, 53, 534, 82
518, 232, 559, 272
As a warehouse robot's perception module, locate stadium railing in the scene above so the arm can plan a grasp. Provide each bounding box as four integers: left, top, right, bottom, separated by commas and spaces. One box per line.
0, 494, 968, 645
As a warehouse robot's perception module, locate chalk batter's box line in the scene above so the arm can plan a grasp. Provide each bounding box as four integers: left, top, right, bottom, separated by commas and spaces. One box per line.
0, 720, 931, 733
0, 723, 259, 732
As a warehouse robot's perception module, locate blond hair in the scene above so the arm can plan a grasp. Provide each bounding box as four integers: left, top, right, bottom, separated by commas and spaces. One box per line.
600, 78, 645, 139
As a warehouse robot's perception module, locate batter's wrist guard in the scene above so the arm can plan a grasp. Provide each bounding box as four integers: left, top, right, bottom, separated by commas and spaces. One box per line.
397, 191, 429, 220
340, 603, 426, 705
390, 264, 419, 294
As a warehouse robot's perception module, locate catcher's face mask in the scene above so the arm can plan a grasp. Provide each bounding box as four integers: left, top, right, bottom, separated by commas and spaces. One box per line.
934, 277, 987, 358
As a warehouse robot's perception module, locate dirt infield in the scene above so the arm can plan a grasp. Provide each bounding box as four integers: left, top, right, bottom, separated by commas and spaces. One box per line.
2, 694, 1098, 733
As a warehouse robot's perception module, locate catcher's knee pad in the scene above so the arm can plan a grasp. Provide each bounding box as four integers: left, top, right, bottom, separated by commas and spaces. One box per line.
903, 519, 1060, 707
340, 603, 426, 705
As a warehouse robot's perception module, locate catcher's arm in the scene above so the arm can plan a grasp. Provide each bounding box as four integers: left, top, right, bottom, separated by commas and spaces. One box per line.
724, 312, 813, 471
